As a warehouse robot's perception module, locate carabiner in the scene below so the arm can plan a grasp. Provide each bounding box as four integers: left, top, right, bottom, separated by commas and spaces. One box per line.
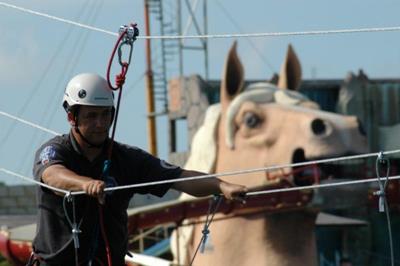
107, 23, 139, 90
117, 24, 139, 67
117, 41, 133, 67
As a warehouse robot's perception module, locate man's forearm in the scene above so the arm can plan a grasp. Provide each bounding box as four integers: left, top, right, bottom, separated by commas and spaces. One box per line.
172, 170, 223, 197
43, 165, 90, 191
42, 164, 104, 198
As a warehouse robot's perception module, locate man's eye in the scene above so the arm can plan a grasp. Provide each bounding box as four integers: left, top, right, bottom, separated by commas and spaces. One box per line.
103, 111, 113, 117
243, 112, 261, 128
85, 113, 97, 120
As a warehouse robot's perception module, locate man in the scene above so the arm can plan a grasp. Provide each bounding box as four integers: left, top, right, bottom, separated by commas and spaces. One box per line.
31, 73, 247, 266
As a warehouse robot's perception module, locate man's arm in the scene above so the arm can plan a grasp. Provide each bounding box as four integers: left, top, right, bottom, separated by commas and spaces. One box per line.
42, 164, 105, 202
171, 169, 247, 201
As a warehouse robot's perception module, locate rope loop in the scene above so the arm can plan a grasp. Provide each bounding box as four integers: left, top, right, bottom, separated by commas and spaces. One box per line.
372, 151, 395, 266
189, 195, 222, 265
373, 151, 390, 212
107, 23, 139, 91
62, 192, 81, 265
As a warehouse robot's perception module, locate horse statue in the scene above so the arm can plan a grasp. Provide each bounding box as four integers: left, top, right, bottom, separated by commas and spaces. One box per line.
171, 42, 368, 266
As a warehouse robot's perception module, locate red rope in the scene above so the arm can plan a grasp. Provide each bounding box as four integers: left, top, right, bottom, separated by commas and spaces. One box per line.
98, 205, 112, 266
107, 85, 123, 159
100, 27, 134, 266
106, 30, 127, 91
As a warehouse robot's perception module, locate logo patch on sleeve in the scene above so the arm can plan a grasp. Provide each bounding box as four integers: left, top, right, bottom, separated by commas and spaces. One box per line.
39, 145, 57, 165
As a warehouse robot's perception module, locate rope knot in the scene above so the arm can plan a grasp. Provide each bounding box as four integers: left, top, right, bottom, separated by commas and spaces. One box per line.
373, 190, 385, 197
115, 73, 126, 88
65, 191, 73, 202
200, 231, 209, 254
202, 229, 210, 235
72, 227, 82, 234
374, 151, 390, 213
72, 223, 81, 248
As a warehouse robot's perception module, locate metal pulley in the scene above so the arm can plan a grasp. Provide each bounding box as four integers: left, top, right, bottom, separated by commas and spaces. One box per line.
119, 24, 139, 45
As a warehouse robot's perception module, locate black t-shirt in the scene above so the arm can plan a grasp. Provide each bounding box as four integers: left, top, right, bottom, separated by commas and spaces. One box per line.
32, 133, 182, 265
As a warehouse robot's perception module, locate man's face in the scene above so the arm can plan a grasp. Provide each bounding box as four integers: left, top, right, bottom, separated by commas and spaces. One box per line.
72, 105, 113, 145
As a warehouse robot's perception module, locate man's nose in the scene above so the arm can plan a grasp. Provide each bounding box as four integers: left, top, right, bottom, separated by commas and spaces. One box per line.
94, 116, 107, 127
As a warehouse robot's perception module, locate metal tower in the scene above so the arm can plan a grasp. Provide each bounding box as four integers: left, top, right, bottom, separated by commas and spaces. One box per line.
144, 0, 209, 153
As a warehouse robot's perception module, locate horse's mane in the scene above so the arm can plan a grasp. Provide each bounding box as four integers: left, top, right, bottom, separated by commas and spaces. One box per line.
184, 104, 221, 172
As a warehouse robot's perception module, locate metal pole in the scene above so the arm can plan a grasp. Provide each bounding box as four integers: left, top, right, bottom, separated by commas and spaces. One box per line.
176, 224, 181, 265
178, 0, 183, 76
203, 0, 209, 80
144, 0, 158, 156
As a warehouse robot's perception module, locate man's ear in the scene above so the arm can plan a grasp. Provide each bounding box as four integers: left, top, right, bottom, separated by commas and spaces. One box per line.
67, 112, 76, 127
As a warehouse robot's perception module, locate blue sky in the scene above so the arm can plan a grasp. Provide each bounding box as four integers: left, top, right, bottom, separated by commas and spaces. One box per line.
1, 0, 400, 185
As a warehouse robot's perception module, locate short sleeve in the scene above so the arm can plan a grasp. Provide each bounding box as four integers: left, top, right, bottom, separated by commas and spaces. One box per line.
33, 142, 69, 182
122, 145, 183, 197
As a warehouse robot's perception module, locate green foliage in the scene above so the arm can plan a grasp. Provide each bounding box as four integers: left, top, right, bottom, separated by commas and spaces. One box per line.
0, 258, 10, 266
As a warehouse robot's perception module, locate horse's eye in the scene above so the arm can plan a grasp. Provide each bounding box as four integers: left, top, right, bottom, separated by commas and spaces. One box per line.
243, 112, 261, 128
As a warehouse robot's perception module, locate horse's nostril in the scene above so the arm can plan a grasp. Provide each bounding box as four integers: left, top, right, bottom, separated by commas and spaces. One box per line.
311, 119, 326, 135
292, 148, 306, 163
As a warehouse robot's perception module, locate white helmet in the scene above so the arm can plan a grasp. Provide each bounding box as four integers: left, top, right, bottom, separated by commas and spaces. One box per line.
62, 73, 114, 111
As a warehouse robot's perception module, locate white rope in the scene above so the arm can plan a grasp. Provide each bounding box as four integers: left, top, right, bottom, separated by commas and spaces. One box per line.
1, 1, 400, 40
142, 26, 400, 40
0, 2, 118, 37
3, 164, 399, 198
0, 168, 68, 194
69, 149, 400, 195
0, 111, 60, 136
247, 175, 400, 196
1, 149, 400, 197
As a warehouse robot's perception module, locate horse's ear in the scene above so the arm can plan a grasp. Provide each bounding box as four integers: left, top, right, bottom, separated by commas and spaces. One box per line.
277, 44, 302, 91
221, 41, 244, 106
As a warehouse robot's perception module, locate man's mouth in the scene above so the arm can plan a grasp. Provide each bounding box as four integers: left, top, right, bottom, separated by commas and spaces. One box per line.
92, 131, 108, 135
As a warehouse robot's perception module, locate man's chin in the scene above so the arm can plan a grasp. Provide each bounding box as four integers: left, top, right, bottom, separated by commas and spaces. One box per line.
90, 135, 108, 146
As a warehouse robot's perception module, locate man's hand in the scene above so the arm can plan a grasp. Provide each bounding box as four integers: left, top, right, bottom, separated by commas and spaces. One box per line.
219, 181, 248, 203
173, 170, 248, 201
82, 180, 105, 204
